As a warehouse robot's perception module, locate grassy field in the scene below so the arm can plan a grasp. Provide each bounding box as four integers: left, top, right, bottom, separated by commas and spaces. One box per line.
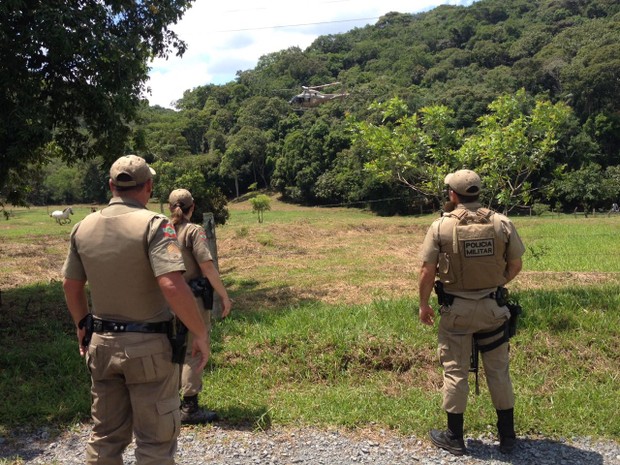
1, 198, 619, 444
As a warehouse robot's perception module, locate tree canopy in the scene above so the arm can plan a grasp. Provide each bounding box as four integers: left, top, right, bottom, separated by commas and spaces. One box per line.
0, 0, 194, 207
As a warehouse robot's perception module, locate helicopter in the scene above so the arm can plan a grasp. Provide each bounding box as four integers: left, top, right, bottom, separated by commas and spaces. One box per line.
288, 82, 349, 109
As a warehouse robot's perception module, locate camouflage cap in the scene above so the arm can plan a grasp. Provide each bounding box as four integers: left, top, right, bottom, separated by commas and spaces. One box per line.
444, 169, 482, 196
109, 155, 156, 187
168, 188, 194, 209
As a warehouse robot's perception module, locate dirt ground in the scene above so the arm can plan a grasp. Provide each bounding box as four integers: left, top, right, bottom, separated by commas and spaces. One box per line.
2, 216, 618, 311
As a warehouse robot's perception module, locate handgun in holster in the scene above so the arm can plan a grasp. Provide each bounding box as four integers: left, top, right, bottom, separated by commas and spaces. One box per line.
188, 277, 214, 310
434, 280, 455, 306
168, 318, 188, 365
78, 313, 94, 347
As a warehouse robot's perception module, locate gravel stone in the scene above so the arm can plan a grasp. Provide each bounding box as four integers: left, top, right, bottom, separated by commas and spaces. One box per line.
1, 424, 619, 465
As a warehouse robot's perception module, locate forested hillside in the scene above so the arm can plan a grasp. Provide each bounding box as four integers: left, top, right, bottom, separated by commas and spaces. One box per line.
35, 0, 620, 217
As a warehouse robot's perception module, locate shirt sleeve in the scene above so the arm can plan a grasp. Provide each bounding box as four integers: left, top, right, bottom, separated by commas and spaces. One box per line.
61, 223, 87, 281
188, 224, 213, 264
419, 220, 441, 264
504, 220, 526, 260
148, 216, 186, 277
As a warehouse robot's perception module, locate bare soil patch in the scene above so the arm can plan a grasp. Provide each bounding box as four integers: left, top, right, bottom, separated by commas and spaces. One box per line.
2, 208, 618, 310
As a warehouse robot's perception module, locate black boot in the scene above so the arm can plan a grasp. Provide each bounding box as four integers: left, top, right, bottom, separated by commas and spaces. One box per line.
429, 412, 466, 456
497, 408, 516, 454
180, 395, 219, 425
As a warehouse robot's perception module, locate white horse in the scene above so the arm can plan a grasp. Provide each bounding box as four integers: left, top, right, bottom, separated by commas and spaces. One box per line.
50, 207, 74, 225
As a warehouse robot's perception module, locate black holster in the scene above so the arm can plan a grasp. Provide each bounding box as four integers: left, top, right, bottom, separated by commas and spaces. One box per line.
188, 277, 214, 310
78, 313, 94, 347
168, 318, 188, 365
506, 301, 522, 338
434, 281, 455, 306
493, 286, 509, 307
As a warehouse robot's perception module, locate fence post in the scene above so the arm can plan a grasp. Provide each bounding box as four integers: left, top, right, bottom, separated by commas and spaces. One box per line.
202, 212, 223, 320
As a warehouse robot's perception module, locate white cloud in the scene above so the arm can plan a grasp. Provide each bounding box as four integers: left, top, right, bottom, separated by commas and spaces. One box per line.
145, 0, 476, 108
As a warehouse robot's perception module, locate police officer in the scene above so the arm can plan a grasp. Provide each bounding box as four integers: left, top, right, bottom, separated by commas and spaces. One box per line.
62, 155, 209, 465
418, 169, 525, 456
167, 188, 233, 424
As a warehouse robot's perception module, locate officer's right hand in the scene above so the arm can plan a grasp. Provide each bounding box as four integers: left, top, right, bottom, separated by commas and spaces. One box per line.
191, 335, 210, 371
77, 326, 88, 357
419, 304, 435, 326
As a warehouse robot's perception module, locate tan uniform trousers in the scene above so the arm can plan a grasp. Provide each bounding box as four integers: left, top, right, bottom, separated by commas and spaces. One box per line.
179, 296, 211, 397
86, 332, 180, 465
438, 296, 514, 413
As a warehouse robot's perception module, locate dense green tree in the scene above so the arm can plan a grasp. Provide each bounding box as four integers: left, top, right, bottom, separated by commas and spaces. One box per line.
151, 158, 229, 225
605, 165, 620, 204
0, 0, 195, 209
458, 89, 573, 211
222, 127, 270, 191
40, 163, 81, 206
553, 163, 613, 213
81, 159, 110, 204
352, 98, 462, 208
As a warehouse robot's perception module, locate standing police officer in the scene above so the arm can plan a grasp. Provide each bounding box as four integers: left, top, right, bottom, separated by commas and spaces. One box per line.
167, 188, 233, 424
62, 155, 209, 465
418, 169, 525, 456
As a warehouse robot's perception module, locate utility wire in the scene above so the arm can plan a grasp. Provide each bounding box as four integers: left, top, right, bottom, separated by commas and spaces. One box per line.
216, 16, 380, 33
222, 0, 363, 13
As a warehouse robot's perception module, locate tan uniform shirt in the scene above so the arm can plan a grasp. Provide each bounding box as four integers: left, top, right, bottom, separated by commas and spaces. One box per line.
174, 220, 213, 282
419, 201, 525, 299
62, 197, 186, 322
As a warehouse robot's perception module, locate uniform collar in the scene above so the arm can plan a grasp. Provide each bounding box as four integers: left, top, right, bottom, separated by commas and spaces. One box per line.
457, 201, 482, 211
108, 196, 147, 209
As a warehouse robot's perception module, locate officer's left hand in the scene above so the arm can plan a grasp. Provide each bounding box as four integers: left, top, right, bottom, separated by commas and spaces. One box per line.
221, 297, 233, 319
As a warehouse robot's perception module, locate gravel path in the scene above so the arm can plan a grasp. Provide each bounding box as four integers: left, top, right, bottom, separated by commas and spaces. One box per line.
1, 424, 619, 465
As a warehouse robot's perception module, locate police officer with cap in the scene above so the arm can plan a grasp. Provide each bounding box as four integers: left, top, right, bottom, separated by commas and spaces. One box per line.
62, 155, 209, 465
167, 188, 233, 424
418, 169, 525, 456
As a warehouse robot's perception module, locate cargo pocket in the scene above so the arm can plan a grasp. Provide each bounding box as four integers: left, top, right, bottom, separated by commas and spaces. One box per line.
442, 305, 473, 333
155, 396, 181, 442
124, 337, 173, 384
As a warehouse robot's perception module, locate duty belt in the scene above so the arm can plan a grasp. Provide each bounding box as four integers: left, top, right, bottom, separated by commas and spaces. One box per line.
92, 317, 171, 334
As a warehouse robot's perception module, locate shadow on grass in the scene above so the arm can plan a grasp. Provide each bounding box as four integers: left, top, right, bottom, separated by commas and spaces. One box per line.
0, 280, 309, 433
0, 282, 92, 431
224, 275, 324, 312
211, 405, 273, 431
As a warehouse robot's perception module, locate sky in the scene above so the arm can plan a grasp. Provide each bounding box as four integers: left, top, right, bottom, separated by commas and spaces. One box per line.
145, 0, 476, 108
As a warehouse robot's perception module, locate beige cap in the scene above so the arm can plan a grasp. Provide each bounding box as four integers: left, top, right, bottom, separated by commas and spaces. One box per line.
109, 155, 156, 187
444, 169, 482, 196
168, 188, 194, 209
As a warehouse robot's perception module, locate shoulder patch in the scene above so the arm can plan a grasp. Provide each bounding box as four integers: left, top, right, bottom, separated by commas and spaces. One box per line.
161, 222, 177, 239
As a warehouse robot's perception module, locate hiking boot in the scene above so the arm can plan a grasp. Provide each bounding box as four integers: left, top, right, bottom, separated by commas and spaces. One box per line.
499, 436, 517, 454
429, 429, 466, 456
180, 396, 219, 425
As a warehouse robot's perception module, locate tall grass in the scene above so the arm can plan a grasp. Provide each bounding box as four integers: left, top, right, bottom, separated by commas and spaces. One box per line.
202, 286, 620, 437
